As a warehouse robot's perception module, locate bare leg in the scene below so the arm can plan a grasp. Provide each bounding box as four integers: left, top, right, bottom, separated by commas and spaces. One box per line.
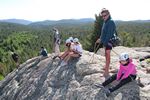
64, 52, 80, 63
55, 43, 60, 55
16, 62, 19, 68
60, 50, 70, 59
104, 49, 111, 77
63, 55, 71, 63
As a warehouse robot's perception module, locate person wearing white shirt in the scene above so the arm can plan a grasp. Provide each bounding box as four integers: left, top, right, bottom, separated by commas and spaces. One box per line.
59, 39, 72, 60
53, 28, 61, 55
60, 38, 82, 66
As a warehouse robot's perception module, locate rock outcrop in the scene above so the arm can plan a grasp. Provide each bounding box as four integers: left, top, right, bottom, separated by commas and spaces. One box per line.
0, 46, 150, 100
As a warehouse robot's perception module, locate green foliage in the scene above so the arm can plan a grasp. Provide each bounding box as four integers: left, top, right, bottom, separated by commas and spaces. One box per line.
120, 32, 133, 46
0, 20, 150, 78
116, 21, 150, 47
0, 22, 94, 77
0, 74, 4, 81
0, 32, 40, 76
0, 62, 5, 80
85, 14, 103, 52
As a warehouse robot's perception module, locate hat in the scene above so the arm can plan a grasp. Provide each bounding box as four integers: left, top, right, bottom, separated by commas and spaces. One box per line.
69, 37, 73, 42
65, 39, 71, 44
73, 38, 79, 43
119, 52, 129, 61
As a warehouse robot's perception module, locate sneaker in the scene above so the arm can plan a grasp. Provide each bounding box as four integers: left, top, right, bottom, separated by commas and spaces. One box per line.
52, 56, 58, 60
104, 88, 111, 97
94, 83, 104, 89
52, 55, 61, 60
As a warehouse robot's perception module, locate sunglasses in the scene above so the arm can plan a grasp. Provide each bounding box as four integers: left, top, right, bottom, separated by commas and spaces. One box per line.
102, 14, 108, 18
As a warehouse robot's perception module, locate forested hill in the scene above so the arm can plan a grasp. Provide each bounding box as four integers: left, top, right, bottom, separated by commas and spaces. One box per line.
0, 19, 150, 80
29, 18, 94, 26
0, 19, 32, 25
0, 18, 94, 26
115, 21, 150, 46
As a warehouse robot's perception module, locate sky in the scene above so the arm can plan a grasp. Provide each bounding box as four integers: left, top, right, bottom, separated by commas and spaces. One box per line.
0, 0, 150, 21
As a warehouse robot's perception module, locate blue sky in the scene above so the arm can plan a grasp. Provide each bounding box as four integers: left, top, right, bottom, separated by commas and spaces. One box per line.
0, 0, 150, 21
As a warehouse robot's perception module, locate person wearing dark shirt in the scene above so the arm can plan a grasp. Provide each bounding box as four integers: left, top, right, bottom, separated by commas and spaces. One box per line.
96, 8, 116, 78
40, 47, 48, 57
11, 52, 19, 67
11, 52, 19, 62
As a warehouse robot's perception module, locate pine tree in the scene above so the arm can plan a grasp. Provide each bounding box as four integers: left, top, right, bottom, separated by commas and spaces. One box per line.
87, 14, 103, 52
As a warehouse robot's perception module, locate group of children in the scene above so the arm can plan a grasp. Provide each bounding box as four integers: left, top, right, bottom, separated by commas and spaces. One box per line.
59, 37, 83, 66
39, 36, 83, 66
39, 43, 138, 97
37, 36, 83, 67
51, 36, 138, 98
39, 36, 138, 97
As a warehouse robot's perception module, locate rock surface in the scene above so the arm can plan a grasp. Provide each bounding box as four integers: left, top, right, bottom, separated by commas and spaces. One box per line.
0, 46, 150, 100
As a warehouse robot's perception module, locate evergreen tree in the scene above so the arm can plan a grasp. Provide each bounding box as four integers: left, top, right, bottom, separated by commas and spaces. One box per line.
87, 14, 103, 52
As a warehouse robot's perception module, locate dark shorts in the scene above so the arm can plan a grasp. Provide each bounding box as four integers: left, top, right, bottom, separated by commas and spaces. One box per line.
13, 58, 18, 63
105, 42, 112, 50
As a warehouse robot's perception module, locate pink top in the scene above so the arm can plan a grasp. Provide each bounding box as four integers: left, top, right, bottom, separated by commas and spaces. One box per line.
117, 59, 137, 80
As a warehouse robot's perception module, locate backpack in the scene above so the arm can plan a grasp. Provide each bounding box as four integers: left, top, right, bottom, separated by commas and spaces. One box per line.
110, 30, 121, 47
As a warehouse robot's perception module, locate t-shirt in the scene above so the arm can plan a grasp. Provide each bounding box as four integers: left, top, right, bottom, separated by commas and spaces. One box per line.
40, 49, 48, 57
100, 18, 116, 46
70, 43, 75, 50
54, 31, 61, 44
73, 44, 83, 55
12, 53, 19, 62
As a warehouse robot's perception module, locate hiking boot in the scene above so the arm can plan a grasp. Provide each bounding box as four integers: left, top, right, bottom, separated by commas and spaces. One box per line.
104, 88, 111, 97
52, 55, 61, 60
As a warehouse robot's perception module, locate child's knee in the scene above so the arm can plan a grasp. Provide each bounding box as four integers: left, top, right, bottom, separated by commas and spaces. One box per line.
69, 52, 74, 55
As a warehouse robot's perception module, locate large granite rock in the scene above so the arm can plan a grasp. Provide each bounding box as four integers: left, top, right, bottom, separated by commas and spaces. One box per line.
0, 47, 150, 100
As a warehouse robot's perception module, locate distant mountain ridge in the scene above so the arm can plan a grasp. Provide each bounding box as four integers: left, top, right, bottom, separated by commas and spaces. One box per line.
29, 18, 94, 26
0, 18, 94, 25
0, 18, 150, 26
0, 19, 32, 25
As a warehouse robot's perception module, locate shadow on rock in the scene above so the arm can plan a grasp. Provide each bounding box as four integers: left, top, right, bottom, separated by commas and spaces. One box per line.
94, 80, 140, 100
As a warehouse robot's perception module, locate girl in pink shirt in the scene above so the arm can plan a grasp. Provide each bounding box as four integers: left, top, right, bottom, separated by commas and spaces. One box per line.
95, 52, 137, 97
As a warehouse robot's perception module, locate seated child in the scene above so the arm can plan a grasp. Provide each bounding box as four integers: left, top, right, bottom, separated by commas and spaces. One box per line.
59, 38, 73, 60
40, 47, 48, 57
60, 38, 83, 66
69, 37, 74, 42
95, 52, 137, 97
